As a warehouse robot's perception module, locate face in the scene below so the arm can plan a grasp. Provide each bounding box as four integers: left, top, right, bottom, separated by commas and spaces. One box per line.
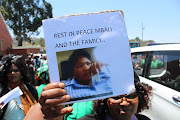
73, 56, 92, 85
7, 64, 22, 86
108, 90, 139, 120
153, 55, 156, 60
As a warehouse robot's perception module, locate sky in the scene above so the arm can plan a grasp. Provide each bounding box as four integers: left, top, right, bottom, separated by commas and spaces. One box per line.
34, 0, 180, 43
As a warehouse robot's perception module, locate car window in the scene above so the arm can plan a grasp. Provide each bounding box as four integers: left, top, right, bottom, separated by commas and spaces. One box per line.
148, 51, 180, 92
131, 52, 147, 76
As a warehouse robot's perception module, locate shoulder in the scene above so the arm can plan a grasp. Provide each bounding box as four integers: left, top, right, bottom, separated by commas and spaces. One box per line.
0, 85, 10, 97
135, 114, 151, 120
61, 78, 73, 86
25, 83, 38, 101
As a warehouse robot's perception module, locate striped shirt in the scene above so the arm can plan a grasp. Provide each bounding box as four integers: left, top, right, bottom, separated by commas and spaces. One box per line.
62, 72, 113, 101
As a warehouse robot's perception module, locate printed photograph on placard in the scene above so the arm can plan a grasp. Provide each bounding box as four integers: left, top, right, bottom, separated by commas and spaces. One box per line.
56, 47, 113, 101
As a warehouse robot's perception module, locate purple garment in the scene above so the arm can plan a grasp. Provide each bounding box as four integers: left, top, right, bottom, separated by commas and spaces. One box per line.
106, 112, 137, 120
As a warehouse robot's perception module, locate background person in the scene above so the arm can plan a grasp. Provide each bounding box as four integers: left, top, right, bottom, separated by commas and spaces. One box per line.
151, 55, 163, 69
33, 55, 41, 72
40, 55, 47, 67
36, 64, 50, 97
78, 73, 152, 120
0, 54, 38, 120
25, 58, 35, 86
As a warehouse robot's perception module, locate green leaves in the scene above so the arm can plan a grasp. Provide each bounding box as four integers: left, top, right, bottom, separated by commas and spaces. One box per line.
0, 0, 53, 46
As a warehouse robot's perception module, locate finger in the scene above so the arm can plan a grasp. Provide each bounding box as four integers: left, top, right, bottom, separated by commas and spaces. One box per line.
39, 83, 66, 105
41, 94, 71, 114
96, 61, 102, 72
44, 94, 71, 106
60, 106, 73, 114
41, 88, 67, 99
39, 90, 70, 107
91, 61, 98, 75
42, 82, 65, 91
51, 105, 64, 110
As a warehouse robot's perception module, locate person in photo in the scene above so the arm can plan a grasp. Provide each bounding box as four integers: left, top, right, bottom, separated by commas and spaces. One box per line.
61, 49, 113, 100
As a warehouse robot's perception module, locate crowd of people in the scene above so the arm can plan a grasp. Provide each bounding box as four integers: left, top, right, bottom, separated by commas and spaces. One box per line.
132, 54, 164, 70
0, 52, 153, 120
25, 53, 48, 86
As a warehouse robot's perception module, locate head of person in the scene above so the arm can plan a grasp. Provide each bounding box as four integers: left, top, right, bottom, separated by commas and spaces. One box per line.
43, 55, 47, 60
34, 56, 39, 60
152, 55, 156, 61
31, 53, 34, 58
68, 49, 92, 85
0, 54, 30, 87
25, 58, 31, 65
93, 72, 152, 120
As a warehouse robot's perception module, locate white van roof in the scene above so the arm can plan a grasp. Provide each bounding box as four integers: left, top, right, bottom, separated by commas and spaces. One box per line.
131, 44, 180, 53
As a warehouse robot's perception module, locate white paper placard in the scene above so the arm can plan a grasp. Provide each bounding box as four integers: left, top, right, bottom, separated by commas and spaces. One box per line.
0, 86, 23, 109
43, 10, 134, 104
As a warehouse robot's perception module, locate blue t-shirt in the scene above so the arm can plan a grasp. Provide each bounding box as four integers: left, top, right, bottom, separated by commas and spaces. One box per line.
62, 71, 113, 101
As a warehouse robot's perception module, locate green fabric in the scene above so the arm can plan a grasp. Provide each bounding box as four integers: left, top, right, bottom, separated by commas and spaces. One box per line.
151, 60, 163, 68
37, 84, 94, 119
141, 59, 145, 67
37, 84, 47, 98
41, 59, 46, 66
64, 101, 94, 120
36, 64, 49, 84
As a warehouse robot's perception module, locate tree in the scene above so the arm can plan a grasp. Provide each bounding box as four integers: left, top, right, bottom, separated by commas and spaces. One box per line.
0, 0, 53, 46
135, 37, 140, 42
129, 37, 155, 46
39, 37, 45, 48
34, 37, 45, 48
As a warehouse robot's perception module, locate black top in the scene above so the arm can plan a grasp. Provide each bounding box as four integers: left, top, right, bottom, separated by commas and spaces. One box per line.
77, 113, 151, 120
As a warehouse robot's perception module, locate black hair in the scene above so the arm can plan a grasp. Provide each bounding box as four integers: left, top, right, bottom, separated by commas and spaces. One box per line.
0, 54, 30, 85
68, 49, 91, 73
93, 72, 152, 119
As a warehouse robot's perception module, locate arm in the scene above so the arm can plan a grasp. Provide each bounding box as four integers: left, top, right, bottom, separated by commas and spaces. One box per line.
24, 83, 73, 120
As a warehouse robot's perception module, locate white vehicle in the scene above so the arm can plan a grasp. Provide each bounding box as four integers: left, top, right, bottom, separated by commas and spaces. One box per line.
131, 44, 180, 120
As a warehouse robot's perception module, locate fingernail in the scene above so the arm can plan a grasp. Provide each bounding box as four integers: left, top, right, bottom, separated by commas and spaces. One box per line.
59, 82, 65, 88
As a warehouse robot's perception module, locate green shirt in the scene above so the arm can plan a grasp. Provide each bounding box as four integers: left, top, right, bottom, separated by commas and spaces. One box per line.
37, 83, 47, 98
36, 84, 94, 120
64, 101, 94, 120
151, 60, 163, 68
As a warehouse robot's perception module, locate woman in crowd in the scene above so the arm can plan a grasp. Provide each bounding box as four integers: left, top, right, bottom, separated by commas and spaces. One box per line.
0, 54, 38, 120
78, 73, 152, 120
24, 72, 152, 120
